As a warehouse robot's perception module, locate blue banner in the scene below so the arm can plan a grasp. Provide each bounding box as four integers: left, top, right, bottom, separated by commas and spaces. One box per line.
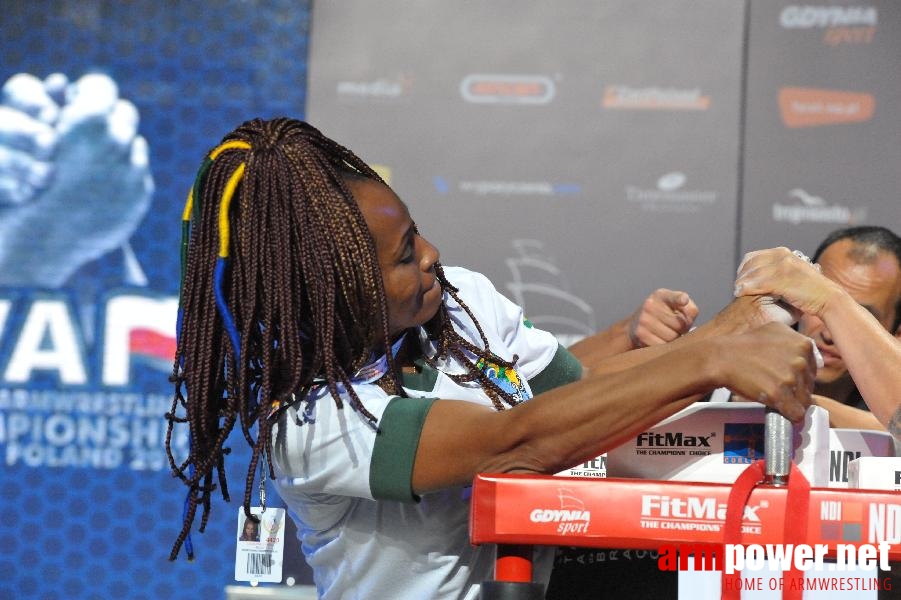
0, 2, 311, 598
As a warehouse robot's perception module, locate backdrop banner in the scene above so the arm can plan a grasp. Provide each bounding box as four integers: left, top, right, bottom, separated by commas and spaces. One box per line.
0, 2, 312, 599
740, 1, 901, 258
307, 0, 747, 344
1, 1, 898, 599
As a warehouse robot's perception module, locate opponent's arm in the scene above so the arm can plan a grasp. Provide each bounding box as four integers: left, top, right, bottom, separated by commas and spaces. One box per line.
569, 288, 698, 363
812, 395, 884, 430
735, 247, 901, 434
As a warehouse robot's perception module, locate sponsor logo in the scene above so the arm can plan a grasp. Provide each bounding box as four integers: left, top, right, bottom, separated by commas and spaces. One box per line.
780, 5, 878, 46
529, 487, 591, 535
723, 422, 765, 464
626, 172, 717, 213
602, 85, 710, 110
822, 500, 844, 521
830, 450, 862, 483
634, 430, 716, 457
560, 455, 607, 478
460, 74, 555, 105
772, 188, 867, 226
637, 432, 713, 447
642, 495, 764, 522
336, 74, 413, 101
820, 499, 865, 542
640, 494, 766, 534
433, 176, 580, 197
869, 503, 901, 544
779, 87, 875, 128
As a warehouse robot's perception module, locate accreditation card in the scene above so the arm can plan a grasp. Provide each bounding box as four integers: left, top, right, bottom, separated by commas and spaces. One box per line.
234, 507, 287, 583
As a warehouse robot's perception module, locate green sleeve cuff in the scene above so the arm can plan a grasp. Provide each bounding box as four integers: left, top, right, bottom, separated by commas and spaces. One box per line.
370, 396, 437, 502
528, 344, 583, 395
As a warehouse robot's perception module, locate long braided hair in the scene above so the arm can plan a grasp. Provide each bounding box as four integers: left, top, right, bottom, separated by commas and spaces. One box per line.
166, 118, 522, 560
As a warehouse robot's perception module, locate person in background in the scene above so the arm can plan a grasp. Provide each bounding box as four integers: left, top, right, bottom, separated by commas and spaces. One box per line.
794, 227, 901, 429
167, 117, 816, 600
735, 231, 901, 440
549, 227, 901, 600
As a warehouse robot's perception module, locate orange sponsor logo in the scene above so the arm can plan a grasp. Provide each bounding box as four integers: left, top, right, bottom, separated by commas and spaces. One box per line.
823, 26, 876, 46
460, 75, 555, 105
602, 85, 709, 110
779, 87, 874, 128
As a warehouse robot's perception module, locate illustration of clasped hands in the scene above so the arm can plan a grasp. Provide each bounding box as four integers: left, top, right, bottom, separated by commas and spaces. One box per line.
0, 72, 153, 288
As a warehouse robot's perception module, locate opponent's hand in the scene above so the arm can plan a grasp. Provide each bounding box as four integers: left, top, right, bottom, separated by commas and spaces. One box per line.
627, 288, 698, 348
0, 72, 153, 287
712, 322, 816, 423
733, 247, 835, 319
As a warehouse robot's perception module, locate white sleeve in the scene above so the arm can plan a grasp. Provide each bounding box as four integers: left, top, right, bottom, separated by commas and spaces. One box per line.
270, 383, 392, 500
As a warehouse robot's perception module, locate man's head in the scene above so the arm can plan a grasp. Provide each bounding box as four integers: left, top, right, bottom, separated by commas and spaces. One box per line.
801, 226, 901, 386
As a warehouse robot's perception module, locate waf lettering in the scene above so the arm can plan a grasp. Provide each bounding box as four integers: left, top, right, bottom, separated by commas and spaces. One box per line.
0, 294, 176, 387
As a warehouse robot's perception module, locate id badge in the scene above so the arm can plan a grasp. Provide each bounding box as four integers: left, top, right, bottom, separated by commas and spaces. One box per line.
234, 507, 286, 583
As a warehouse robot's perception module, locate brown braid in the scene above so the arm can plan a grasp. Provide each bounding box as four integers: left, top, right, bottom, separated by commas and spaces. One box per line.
165, 118, 523, 560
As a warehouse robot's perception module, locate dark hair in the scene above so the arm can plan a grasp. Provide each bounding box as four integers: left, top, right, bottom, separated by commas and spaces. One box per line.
813, 226, 901, 330
165, 118, 520, 560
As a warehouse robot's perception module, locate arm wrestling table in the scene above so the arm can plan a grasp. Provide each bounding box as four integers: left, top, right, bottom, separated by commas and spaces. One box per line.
469, 413, 901, 599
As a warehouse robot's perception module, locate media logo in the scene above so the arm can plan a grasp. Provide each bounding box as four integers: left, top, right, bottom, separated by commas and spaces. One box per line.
626, 172, 717, 213
779, 87, 875, 128
460, 74, 555, 105
772, 188, 867, 226
336, 74, 413, 102
779, 5, 878, 46
602, 85, 710, 110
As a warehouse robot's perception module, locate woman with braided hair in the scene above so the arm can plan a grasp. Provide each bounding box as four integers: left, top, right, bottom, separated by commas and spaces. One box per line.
167, 117, 818, 599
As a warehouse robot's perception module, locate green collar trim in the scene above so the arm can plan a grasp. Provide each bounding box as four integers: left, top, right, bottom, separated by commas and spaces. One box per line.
400, 357, 439, 392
